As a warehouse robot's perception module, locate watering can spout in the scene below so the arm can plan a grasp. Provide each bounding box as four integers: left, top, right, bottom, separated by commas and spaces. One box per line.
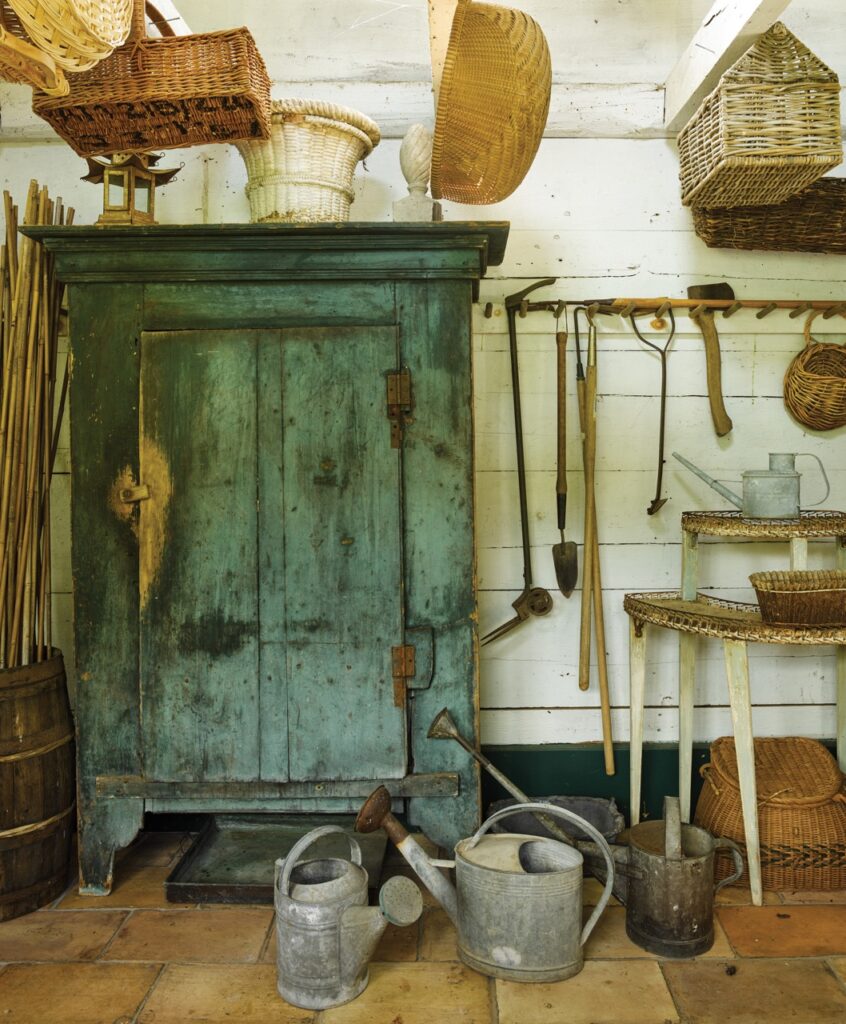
355, 786, 459, 925
340, 875, 423, 987
671, 452, 743, 509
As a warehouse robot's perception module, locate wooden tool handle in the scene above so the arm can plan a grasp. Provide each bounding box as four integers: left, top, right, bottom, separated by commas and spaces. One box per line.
692, 311, 733, 437
556, 331, 567, 527
590, 505, 614, 774
578, 363, 597, 692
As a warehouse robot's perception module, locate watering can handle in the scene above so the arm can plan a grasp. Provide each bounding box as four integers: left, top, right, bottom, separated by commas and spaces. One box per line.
713, 837, 745, 892
276, 826, 362, 896
663, 796, 683, 861
467, 801, 615, 948
796, 453, 830, 507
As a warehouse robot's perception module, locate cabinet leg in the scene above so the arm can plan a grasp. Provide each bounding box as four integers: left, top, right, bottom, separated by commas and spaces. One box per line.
629, 618, 646, 826
678, 633, 697, 822
78, 793, 144, 896
837, 539, 846, 773
723, 639, 762, 907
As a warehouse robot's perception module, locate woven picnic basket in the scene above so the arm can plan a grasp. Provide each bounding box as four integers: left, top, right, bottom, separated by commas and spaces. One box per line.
235, 99, 380, 223
694, 736, 846, 891
783, 310, 846, 431
678, 22, 842, 208
6, 0, 131, 70
692, 178, 846, 254
32, 0, 271, 157
0, 2, 67, 93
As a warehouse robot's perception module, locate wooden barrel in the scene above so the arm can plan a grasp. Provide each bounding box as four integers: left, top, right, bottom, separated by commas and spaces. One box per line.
0, 651, 75, 920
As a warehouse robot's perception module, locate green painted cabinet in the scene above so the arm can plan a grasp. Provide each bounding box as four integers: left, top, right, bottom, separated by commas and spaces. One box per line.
29, 223, 508, 894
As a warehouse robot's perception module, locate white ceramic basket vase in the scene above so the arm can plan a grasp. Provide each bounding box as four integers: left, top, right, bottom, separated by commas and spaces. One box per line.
236, 98, 380, 222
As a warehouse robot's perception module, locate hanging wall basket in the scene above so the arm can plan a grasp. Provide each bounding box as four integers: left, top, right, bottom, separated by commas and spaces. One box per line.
783, 311, 846, 432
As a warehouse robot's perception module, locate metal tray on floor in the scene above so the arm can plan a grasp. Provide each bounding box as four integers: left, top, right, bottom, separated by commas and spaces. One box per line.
165, 814, 388, 904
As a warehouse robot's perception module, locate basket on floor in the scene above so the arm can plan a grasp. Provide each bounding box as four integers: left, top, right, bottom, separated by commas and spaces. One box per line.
783, 310, 846, 431
6, 0, 131, 70
0, 2, 67, 93
694, 736, 846, 891
235, 99, 380, 223
678, 22, 842, 208
750, 571, 846, 626
32, 0, 271, 157
692, 178, 846, 255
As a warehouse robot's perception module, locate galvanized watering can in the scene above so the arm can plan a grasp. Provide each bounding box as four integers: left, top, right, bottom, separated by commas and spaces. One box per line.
672, 451, 829, 519
274, 825, 422, 1010
356, 787, 615, 983
625, 797, 744, 958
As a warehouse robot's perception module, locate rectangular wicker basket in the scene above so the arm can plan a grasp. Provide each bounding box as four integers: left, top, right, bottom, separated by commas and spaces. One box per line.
678, 22, 842, 208
750, 570, 846, 626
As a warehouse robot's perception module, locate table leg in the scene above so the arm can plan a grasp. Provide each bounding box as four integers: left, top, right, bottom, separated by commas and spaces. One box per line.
723, 638, 762, 906
679, 633, 696, 822
681, 530, 699, 601
629, 617, 646, 826
837, 538, 846, 772
789, 537, 808, 571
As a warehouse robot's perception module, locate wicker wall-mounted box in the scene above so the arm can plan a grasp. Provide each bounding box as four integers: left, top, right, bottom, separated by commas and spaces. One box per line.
678, 22, 842, 208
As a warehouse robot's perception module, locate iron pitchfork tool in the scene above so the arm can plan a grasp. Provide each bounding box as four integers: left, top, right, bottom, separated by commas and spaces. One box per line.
480, 279, 556, 646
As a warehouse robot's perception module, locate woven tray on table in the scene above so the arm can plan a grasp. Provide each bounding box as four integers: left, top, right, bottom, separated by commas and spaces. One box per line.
677, 22, 842, 208
750, 570, 846, 627
0, 2, 67, 93
695, 736, 846, 891
32, 0, 271, 156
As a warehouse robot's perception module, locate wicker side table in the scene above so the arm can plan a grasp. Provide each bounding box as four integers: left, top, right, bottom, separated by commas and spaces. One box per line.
624, 591, 846, 907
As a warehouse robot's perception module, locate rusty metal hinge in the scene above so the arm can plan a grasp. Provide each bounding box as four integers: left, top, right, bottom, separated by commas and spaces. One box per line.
386, 369, 413, 448
120, 484, 150, 504
392, 644, 416, 707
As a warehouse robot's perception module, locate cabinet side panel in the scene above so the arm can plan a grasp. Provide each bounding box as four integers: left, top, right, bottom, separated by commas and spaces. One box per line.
398, 280, 481, 847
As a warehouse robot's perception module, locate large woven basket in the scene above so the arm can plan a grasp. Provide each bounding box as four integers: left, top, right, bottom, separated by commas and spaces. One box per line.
235, 99, 380, 223
783, 310, 846, 431
694, 736, 846, 891
430, 0, 551, 204
32, 0, 271, 157
692, 178, 846, 254
750, 570, 846, 626
678, 22, 842, 208
6, 0, 131, 70
0, 2, 67, 93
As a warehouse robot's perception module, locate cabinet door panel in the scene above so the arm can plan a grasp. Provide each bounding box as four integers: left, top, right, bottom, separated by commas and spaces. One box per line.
280, 327, 407, 780
139, 330, 260, 781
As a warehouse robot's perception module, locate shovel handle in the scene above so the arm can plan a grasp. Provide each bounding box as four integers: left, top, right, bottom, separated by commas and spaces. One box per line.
556, 330, 567, 526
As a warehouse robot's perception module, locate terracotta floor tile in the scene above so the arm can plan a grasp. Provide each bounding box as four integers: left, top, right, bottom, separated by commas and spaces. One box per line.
418, 908, 459, 961
582, 876, 621, 907
0, 910, 126, 962
0, 962, 159, 1023
319, 962, 490, 1024
663, 958, 846, 1024
496, 960, 678, 1024
260, 926, 277, 964
585, 906, 734, 960
714, 884, 781, 906
137, 963, 313, 1023
373, 919, 419, 962
718, 905, 846, 957
778, 888, 846, 905
103, 908, 272, 963
829, 956, 846, 984
57, 862, 192, 910
118, 831, 194, 868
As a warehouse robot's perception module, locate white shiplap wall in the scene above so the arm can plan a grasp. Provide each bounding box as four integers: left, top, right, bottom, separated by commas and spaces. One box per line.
1, 0, 844, 747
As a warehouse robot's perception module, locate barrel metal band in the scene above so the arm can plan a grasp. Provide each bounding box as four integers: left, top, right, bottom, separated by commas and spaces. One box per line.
0, 802, 75, 840
0, 731, 74, 763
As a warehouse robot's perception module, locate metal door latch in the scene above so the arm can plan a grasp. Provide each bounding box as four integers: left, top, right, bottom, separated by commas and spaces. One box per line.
120, 484, 150, 504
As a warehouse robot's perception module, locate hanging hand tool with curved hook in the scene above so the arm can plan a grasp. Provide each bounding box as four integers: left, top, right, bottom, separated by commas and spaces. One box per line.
629, 308, 676, 516
481, 279, 556, 646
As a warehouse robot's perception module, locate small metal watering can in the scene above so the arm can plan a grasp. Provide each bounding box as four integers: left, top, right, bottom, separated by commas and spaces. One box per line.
673, 450, 829, 519
274, 825, 423, 1010
356, 787, 615, 983
625, 797, 744, 958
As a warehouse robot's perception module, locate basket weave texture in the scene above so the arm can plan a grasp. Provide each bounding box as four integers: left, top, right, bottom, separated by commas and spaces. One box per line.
236, 99, 380, 223
783, 310, 846, 431
7, 0, 131, 70
750, 570, 846, 626
694, 736, 846, 890
678, 22, 842, 208
693, 178, 846, 254
0, 2, 67, 93
430, 0, 551, 204
32, 0, 271, 156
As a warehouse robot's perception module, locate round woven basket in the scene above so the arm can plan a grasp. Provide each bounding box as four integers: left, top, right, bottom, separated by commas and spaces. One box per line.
784, 311, 846, 431
694, 736, 846, 891
235, 99, 380, 224
0, 2, 68, 94
7, 0, 132, 71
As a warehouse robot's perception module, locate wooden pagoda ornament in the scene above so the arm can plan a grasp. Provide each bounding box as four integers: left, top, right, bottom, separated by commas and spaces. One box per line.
82, 152, 180, 225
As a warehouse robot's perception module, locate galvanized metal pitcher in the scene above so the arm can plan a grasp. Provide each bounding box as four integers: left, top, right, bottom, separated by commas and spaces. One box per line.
274, 825, 422, 1009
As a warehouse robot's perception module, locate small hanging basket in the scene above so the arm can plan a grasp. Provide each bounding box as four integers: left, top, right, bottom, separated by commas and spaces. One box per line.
6, 0, 132, 71
783, 310, 846, 431
0, 2, 68, 94
32, 0, 271, 157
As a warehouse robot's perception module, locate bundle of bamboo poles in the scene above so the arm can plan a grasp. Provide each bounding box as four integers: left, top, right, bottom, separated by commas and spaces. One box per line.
0, 181, 72, 670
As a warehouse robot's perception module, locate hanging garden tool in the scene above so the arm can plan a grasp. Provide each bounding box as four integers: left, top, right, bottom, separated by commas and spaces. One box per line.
552, 307, 577, 596
481, 279, 555, 646
629, 308, 676, 515
687, 282, 734, 437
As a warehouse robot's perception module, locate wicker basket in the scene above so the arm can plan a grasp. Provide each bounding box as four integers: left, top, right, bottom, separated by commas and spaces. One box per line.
694, 736, 846, 891
0, 2, 67, 93
678, 22, 842, 208
692, 178, 846, 255
32, 0, 271, 157
7, 0, 131, 71
235, 99, 380, 223
750, 571, 846, 626
783, 310, 846, 431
